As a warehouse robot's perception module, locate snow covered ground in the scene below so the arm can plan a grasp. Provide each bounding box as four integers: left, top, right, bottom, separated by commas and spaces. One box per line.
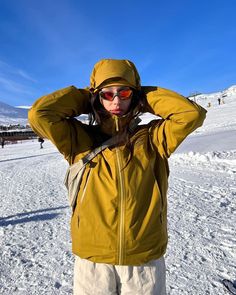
0, 95, 235, 294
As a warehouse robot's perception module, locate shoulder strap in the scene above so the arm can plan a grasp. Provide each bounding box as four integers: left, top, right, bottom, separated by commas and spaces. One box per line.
74, 116, 141, 167
64, 116, 141, 187
64, 134, 118, 190
81, 135, 116, 165
64, 117, 141, 208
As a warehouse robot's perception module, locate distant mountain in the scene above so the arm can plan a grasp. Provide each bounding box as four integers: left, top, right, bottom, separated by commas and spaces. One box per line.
0, 101, 29, 126
0, 101, 28, 118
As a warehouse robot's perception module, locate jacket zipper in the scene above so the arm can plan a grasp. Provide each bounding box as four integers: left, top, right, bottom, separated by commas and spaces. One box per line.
160, 195, 163, 223
148, 130, 163, 223
158, 186, 164, 223
151, 160, 163, 224
116, 148, 125, 264
80, 169, 91, 204
156, 180, 164, 224
114, 116, 125, 265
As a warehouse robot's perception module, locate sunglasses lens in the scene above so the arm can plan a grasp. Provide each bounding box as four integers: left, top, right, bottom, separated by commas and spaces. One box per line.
119, 89, 133, 99
100, 88, 133, 101
101, 91, 114, 101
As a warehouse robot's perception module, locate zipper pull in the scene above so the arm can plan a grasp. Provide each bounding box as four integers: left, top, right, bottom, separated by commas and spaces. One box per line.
160, 212, 163, 224
115, 116, 119, 132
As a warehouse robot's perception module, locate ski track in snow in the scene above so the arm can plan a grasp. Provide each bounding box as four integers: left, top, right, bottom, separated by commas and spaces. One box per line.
1, 96, 236, 295
167, 151, 236, 295
0, 141, 73, 295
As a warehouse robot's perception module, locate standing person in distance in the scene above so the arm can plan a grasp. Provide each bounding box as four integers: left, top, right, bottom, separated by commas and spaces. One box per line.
28, 59, 207, 295
38, 137, 44, 149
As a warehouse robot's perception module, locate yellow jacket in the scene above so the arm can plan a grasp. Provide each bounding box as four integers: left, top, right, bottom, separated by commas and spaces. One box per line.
28, 85, 206, 265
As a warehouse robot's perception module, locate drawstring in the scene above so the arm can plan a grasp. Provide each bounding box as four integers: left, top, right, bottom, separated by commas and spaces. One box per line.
114, 116, 119, 132
114, 115, 140, 133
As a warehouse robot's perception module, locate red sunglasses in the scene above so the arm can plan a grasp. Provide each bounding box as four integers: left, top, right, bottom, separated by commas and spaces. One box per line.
99, 88, 133, 101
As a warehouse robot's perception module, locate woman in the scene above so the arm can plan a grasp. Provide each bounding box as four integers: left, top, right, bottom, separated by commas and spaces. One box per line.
29, 59, 206, 294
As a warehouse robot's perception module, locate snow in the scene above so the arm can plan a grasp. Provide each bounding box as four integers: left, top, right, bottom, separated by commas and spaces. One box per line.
15, 106, 31, 109
0, 90, 236, 294
0, 117, 28, 126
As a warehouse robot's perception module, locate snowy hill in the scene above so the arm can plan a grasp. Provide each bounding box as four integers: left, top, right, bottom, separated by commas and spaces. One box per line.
0, 101, 28, 118
0, 86, 235, 294
190, 84, 236, 107
176, 88, 236, 152
0, 101, 28, 126
0, 84, 235, 127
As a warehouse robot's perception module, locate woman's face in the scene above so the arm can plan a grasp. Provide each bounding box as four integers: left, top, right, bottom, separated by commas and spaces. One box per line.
99, 86, 133, 117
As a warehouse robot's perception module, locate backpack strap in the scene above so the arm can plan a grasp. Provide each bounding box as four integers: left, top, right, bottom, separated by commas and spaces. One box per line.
64, 116, 141, 208
67, 115, 141, 176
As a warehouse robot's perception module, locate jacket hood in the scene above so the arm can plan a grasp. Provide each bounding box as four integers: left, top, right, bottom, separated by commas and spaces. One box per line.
90, 59, 141, 91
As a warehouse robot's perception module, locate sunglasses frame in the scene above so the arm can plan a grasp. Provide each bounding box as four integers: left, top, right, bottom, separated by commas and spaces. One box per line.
99, 87, 133, 101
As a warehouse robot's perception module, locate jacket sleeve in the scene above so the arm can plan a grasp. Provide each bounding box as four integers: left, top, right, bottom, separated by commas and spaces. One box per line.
143, 86, 207, 158
28, 86, 93, 162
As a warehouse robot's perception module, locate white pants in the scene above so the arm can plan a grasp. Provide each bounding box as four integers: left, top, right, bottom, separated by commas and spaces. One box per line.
74, 256, 166, 295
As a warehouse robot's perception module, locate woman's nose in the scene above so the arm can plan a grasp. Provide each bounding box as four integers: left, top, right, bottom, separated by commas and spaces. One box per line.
112, 95, 121, 104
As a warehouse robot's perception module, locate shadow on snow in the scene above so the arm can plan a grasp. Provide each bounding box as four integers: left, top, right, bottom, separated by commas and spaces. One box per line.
0, 151, 59, 163
0, 205, 69, 227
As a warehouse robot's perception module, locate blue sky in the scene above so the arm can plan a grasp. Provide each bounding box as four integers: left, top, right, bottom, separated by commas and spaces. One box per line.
0, 0, 235, 106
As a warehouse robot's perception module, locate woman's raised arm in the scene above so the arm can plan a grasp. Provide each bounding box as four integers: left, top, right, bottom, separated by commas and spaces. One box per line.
28, 86, 92, 162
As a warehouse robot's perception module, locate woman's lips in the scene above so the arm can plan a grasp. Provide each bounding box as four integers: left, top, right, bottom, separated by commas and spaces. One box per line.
110, 109, 123, 115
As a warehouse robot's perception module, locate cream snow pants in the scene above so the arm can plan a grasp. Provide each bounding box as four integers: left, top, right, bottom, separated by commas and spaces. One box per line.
74, 256, 166, 295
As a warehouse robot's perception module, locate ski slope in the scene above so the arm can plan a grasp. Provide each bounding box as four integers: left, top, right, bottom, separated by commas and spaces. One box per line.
0, 96, 235, 294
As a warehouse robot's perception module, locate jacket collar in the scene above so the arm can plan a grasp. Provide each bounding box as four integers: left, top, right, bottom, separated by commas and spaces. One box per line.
99, 112, 141, 136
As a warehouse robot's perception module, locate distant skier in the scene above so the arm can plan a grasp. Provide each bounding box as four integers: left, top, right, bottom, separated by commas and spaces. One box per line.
218, 98, 221, 105
38, 137, 44, 149
0, 137, 5, 148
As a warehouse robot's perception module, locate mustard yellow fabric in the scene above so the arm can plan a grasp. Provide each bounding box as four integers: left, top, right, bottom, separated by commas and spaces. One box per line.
90, 59, 141, 91
28, 84, 206, 265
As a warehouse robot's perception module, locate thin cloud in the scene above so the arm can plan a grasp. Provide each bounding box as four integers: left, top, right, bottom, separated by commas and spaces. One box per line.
0, 60, 37, 105
17, 70, 37, 83
0, 77, 34, 95
0, 60, 37, 83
